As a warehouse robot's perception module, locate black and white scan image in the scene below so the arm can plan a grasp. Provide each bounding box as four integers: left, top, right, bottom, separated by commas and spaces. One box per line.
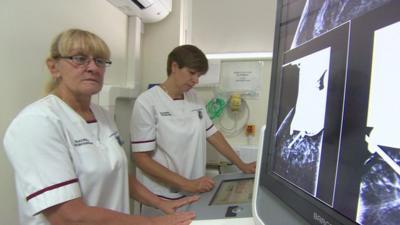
357, 21, 400, 225
291, 0, 391, 49
267, 1, 399, 224
273, 47, 330, 196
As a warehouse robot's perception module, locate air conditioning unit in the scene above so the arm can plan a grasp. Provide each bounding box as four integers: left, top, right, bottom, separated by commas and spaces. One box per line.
107, 0, 172, 23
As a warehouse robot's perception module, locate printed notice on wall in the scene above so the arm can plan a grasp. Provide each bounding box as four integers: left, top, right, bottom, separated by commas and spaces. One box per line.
219, 61, 261, 93
198, 59, 221, 87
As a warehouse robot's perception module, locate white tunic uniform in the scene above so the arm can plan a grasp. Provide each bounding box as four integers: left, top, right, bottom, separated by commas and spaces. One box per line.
130, 86, 218, 199
3, 95, 129, 225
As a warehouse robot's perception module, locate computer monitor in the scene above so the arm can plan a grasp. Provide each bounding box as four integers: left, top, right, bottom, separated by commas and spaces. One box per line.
254, 1, 399, 225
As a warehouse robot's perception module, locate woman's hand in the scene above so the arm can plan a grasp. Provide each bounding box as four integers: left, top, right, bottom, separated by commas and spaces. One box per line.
238, 161, 256, 174
158, 195, 200, 214
150, 211, 196, 225
182, 176, 215, 193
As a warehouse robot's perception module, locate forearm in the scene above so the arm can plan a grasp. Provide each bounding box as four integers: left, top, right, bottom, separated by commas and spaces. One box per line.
43, 198, 151, 225
133, 152, 189, 192
207, 131, 245, 168
129, 175, 162, 207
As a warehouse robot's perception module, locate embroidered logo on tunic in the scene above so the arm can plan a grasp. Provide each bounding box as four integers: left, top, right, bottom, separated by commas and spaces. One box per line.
191, 108, 203, 119
109, 131, 124, 146
73, 138, 93, 146
109, 131, 119, 138
160, 111, 172, 116
73, 138, 93, 147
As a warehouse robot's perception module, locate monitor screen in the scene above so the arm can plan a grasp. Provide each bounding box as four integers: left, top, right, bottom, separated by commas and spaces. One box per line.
210, 178, 254, 206
256, 1, 400, 225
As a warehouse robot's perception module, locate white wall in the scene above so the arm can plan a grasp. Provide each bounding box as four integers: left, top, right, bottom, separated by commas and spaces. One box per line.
192, 0, 276, 53
140, 0, 183, 91
139, 0, 276, 162
190, 0, 276, 155
0, 1, 128, 224
140, 0, 277, 89
136, 0, 277, 165
195, 59, 272, 146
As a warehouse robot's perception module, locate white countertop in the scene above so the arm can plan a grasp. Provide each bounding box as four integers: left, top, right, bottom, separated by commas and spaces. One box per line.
192, 217, 255, 225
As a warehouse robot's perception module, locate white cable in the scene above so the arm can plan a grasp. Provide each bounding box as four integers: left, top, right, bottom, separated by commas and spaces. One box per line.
216, 97, 250, 137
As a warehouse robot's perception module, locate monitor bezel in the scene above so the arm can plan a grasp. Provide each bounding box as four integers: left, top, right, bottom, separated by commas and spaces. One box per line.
256, 1, 400, 225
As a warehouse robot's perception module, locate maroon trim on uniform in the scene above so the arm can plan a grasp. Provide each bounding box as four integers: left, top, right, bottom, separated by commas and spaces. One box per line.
86, 119, 97, 124
206, 124, 214, 131
131, 139, 156, 144
157, 195, 186, 200
26, 178, 79, 201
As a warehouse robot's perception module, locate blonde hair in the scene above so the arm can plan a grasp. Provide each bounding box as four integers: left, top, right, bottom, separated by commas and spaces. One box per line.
45, 29, 111, 94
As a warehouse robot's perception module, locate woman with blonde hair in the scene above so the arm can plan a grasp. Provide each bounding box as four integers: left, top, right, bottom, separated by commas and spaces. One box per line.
3, 28, 197, 225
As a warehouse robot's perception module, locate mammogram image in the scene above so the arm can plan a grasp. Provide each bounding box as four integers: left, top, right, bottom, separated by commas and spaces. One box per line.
273, 48, 330, 196
291, 0, 391, 49
357, 20, 400, 225
274, 109, 324, 195
357, 146, 400, 225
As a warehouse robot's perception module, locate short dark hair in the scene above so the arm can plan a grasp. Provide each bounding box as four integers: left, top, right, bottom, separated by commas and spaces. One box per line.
167, 45, 208, 76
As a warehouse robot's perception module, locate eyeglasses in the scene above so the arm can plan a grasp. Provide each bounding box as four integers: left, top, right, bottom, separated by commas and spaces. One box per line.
58, 55, 112, 68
